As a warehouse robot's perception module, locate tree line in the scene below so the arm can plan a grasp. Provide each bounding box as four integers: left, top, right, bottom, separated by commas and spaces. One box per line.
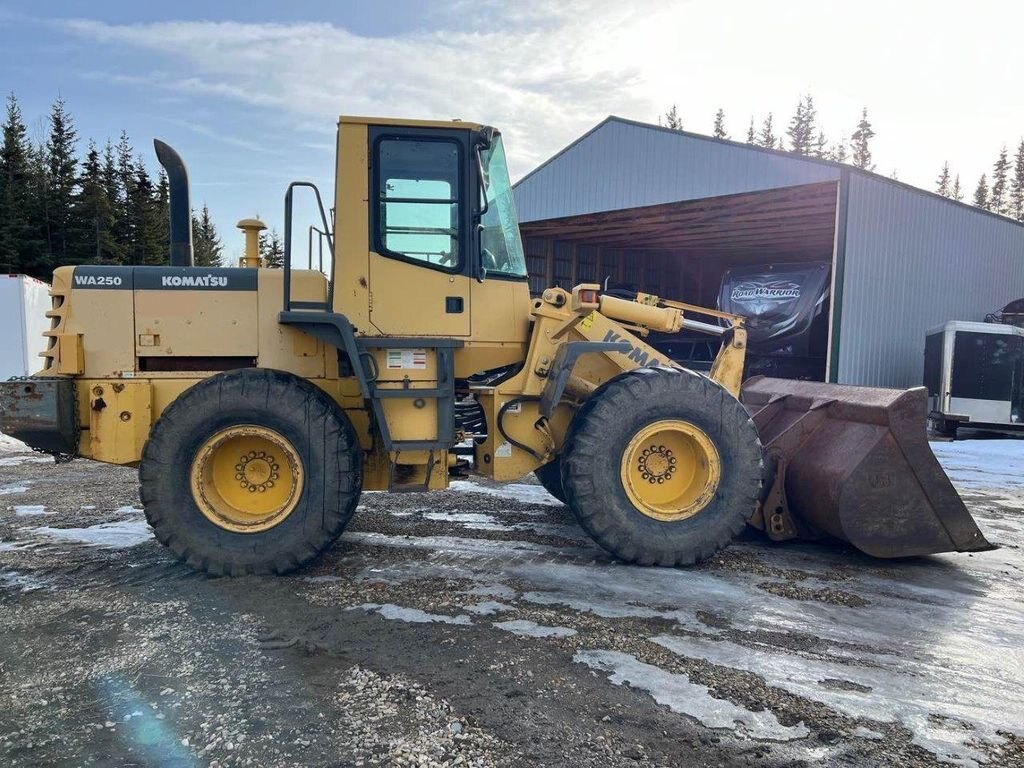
661, 96, 1024, 222
0, 93, 287, 282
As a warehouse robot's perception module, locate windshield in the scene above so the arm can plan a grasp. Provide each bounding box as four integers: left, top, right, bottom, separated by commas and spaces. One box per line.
477, 134, 527, 278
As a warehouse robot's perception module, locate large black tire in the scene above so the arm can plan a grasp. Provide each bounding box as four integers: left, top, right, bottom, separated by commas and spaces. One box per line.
139, 368, 362, 576
534, 458, 566, 504
560, 367, 763, 566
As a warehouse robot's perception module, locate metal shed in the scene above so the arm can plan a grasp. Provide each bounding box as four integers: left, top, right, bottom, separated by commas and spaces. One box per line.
513, 116, 1024, 388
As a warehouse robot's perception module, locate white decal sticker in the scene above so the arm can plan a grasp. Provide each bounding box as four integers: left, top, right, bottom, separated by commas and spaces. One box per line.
495, 441, 513, 458
386, 349, 428, 370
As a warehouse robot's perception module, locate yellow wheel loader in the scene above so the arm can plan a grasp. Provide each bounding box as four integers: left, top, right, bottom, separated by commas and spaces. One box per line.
0, 117, 992, 575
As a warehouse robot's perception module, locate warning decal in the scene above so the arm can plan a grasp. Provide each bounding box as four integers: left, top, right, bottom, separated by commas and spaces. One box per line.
385, 349, 428, 370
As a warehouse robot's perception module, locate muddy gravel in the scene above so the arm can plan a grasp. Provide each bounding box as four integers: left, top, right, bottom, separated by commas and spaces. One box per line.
1, 434, 1023, 767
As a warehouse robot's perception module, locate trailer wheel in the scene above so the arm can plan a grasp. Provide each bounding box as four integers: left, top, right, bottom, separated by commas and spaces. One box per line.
534, 458, 566, 504
139, 368, 362, 576
560, 367, 762, 566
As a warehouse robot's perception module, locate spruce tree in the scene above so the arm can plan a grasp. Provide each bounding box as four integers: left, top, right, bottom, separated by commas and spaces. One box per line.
127, 160, 166, 265
973, 174, 989, 210
935, 162, 952, 197
712, 109, 727, 139
260, 229, 285, 268
812, 130, 828, 159
786, 95, 817, 155
850, 108, 875, 170
43, 97, 80, 268
73, 141, 116, 262
114, 131, 135, 259
758, 113, 776, 148
990, 145, 1010, 215
660, 105, 683, 130
833, 137, 848, 164
746, 117, 756, 144
952, 174, 963, 202
101, 140, 125, 263
1011, 140, 1024, 221
0, 93, 46, 276
192, 204, 223, 267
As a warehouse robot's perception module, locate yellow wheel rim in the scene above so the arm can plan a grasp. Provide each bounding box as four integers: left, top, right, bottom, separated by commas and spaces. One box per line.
190, 425, 304, 533
620, 420, 721, 522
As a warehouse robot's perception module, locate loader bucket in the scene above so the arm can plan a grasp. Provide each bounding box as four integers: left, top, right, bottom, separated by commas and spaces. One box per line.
740, 376, 993, 558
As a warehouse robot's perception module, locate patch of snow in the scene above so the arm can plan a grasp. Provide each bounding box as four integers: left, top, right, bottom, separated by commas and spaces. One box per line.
341, 530, 586, 559
356, 603, 472, 625
115, 505, 144, 515
0, 568, 48, 592
448, 480, 561, 506
932, 439, 1024, 494
13, 505, 49, 516
0, 455, 53, 467
463, 600, 514, 616
0, 483, 30, 495
0, 432, 28, 453
80, 505, 96, 510
0, 540, 30, 552
422, 511, 501, 525
32, 520, 153, 549
652, 633, 1013, 765
493, 619, 576, 638
304, 575, 344, 584
574, 649, 809, 741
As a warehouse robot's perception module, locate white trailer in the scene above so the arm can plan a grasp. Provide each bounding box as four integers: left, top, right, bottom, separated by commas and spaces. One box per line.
0, 275, 51, 380
924, 320, 1024, 436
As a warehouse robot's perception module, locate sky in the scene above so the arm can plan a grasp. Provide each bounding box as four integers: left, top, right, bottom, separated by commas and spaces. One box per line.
1, 0, 1022, 264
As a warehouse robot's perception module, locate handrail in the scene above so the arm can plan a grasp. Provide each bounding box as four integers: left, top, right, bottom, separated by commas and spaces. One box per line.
283, 181, 334, 313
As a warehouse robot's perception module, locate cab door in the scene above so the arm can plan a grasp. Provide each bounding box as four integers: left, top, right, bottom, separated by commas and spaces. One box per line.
367, 128, 472, 337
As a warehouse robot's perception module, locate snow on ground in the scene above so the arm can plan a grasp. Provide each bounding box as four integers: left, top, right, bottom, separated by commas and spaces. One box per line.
448, 480, 561, 506
493, 619, 577, 639
30, 520, 153, 549
931, 437, 1024, 500
0, 432, 28, 453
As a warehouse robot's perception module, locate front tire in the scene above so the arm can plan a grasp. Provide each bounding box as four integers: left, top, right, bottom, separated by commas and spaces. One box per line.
561, 367, 762, 566
139, 368, 362, 576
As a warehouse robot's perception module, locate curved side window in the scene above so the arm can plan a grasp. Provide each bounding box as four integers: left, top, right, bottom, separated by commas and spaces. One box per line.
375, 138, 462, 272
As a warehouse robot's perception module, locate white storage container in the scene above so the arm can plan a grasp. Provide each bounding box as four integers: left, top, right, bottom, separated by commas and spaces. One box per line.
0, 274, 51, 379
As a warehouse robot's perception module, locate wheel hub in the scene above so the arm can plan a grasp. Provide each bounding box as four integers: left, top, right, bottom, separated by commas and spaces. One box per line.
621, 420, 721, 522
190, 425, 303, 533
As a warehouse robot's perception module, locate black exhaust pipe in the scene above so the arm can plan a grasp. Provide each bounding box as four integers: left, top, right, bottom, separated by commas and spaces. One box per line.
153, 139, 194, 267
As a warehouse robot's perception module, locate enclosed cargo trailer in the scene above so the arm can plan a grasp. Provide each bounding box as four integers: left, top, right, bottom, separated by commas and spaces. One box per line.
0, 275, 50, 380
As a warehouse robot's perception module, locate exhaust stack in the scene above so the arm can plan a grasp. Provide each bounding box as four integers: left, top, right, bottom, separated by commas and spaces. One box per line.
153, 139, 194, 267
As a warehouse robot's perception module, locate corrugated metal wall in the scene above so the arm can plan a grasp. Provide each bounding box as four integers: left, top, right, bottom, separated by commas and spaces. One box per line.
837, 172, 1024, 388
514, 118, 839, 222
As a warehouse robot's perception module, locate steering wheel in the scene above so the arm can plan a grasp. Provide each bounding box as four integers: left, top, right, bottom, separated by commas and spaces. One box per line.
482, 247, 510, 273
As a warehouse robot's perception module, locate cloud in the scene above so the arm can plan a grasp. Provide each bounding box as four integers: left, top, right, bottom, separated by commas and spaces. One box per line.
58, 3, 658, 178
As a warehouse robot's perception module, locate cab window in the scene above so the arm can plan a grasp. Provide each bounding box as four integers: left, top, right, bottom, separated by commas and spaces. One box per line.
376, 138, 461, 271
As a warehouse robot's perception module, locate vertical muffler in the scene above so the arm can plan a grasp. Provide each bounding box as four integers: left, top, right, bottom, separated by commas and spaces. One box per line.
154, 139, 194, 267
741, 376, 993, 558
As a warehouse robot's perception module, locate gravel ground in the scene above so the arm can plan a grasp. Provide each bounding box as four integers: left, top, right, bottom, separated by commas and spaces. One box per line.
1, 434, 1022, 767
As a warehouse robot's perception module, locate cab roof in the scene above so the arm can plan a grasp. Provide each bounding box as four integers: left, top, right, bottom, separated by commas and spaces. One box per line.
339, 115, 484, 131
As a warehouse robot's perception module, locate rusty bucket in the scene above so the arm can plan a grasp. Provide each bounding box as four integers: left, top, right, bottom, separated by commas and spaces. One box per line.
740, 376, 993, 558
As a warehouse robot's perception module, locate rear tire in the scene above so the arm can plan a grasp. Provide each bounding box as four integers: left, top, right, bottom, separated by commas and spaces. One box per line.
561, 367, 762, 566
139, 368, 362, 576
534, 458, 566, 504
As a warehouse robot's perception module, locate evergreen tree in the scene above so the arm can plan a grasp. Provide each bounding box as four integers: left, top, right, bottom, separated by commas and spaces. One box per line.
1011, 140, 1024, 221
73, 141, 116, 262
812, 130, 828, 159
712, 108, 728, 139
43, 97, 80, 268
100, 140, 125, 263
786, 95, 817, 155
935, 162, 952, 197
833, 137, 848, 164
952, 174, 963, 202
0, 93, 46, 276
758, 113, 776, 148
113, 131, 135, 259
260, 229, 285, 268
989, 145, 1010, 215
746, 117, 756, 144
192, 204, 223, 267
127, 160, 165, 265
660, 104, 683, 130
850, 108, 875, 170
973, 174, 989, 210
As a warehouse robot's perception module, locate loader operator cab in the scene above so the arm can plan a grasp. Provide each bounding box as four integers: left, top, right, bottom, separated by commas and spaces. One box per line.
285, 117, 530, 354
